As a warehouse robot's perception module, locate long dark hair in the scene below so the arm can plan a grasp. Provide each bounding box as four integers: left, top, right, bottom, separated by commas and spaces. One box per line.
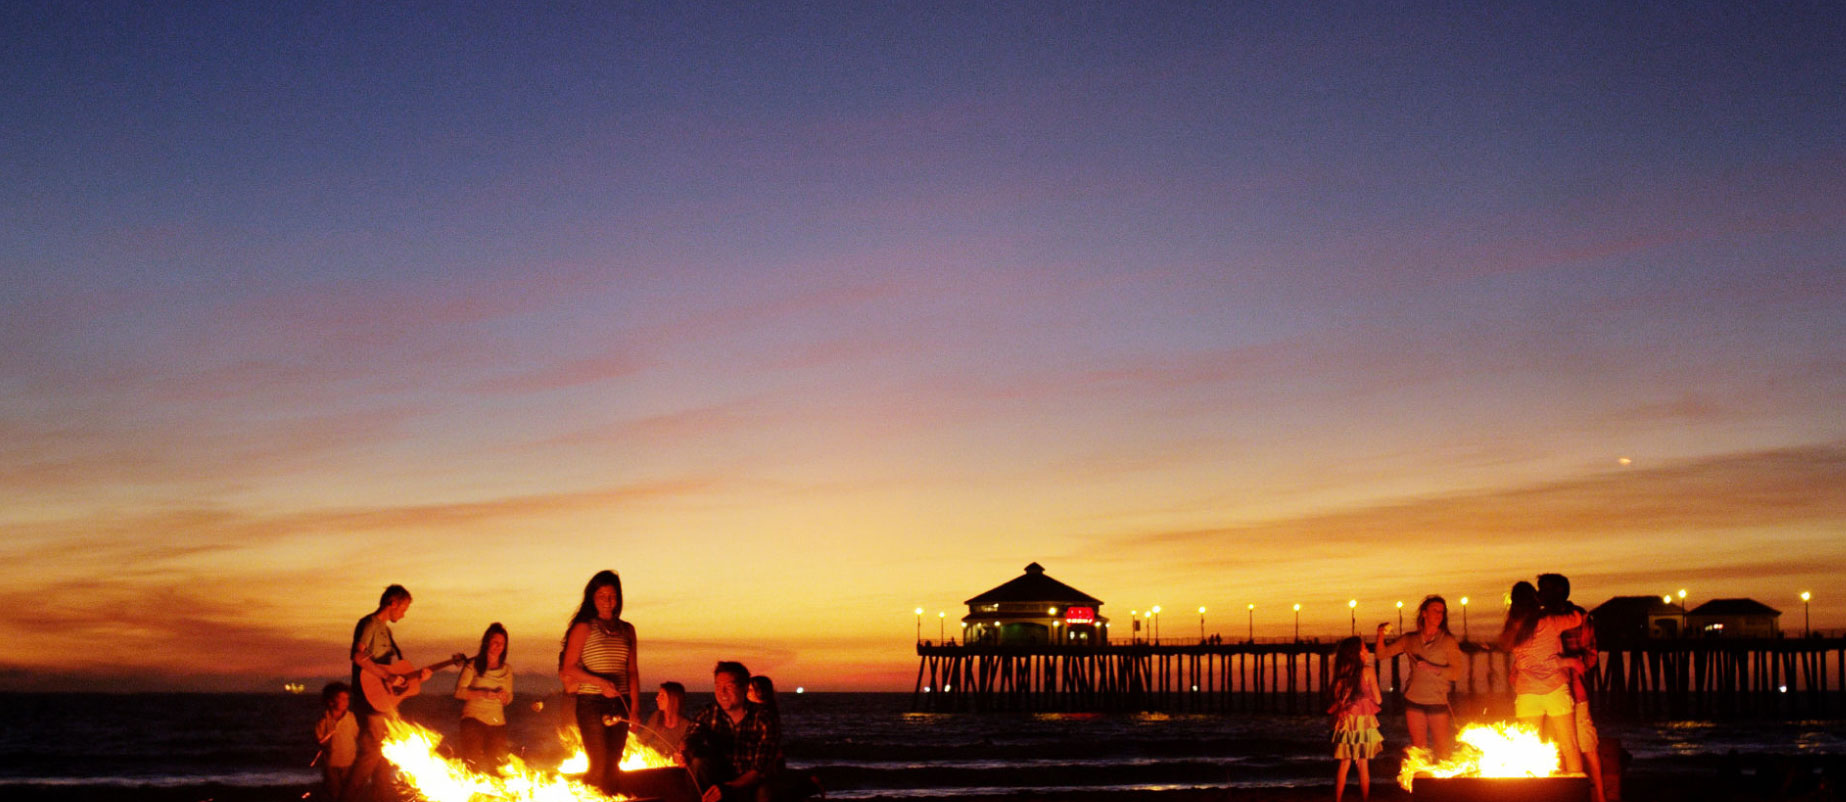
1327, 636, 1365, 710
1417, 595, 1451, 636
571, 570, 624, 626
561, 570, 625, 670
1499, 581, 1541, 649
750, 675, 779, 721
475, 622, 508, 673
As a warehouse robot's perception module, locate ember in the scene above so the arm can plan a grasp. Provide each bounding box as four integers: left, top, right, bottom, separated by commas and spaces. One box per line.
1398, 722, 1569, 792
379, 719, 679, 802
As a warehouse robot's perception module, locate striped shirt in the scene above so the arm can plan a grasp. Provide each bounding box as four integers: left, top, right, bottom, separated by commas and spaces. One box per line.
574, 621, 632, 695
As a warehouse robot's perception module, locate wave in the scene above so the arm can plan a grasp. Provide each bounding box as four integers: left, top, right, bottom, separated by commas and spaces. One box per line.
0, 770, 313, 788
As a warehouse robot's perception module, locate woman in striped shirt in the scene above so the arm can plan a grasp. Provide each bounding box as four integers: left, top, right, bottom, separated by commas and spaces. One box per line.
560, 570, 639, 794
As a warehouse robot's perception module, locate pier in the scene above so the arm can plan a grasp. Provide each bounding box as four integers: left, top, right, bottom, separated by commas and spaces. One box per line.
912, 637, 1846, 719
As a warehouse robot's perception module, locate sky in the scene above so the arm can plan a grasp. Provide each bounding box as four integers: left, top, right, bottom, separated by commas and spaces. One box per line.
2, 2, 1842, 693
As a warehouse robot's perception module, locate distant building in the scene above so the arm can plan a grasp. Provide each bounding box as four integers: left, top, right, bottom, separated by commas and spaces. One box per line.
1687, 598, 1781, 639
961, 563, 1110, 647
1592, 596, 1687, 646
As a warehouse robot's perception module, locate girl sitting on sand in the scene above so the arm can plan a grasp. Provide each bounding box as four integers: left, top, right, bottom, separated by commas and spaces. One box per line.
1327, 635, 1383, 802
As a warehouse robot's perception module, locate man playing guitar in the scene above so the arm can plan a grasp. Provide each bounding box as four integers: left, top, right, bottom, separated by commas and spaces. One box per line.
346, 584, 433, 802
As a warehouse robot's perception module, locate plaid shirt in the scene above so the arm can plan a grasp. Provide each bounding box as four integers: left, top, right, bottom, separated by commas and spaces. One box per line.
1560, 605, 1598, 701
683, 702, 778, 779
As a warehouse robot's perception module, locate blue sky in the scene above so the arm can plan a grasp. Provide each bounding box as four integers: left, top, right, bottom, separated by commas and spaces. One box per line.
2, 1, 1841, 691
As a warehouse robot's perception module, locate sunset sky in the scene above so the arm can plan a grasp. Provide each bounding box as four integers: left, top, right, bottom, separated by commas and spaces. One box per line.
3, 3, 1842, 693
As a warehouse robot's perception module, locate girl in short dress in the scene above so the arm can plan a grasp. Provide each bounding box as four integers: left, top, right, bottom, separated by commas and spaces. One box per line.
1328, 635, 1383, 802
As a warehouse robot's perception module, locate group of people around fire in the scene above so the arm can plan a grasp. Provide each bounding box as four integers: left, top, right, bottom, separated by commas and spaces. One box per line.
312, 570, 1606, 802
313, 570, 815, 802
1326, 572, 1604, 802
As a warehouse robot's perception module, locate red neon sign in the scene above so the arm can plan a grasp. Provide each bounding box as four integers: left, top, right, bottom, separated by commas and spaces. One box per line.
1064, 606, 1095, 624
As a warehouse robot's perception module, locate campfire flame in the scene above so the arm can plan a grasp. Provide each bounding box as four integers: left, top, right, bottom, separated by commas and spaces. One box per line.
1397, 722, 1564, 792
379, 718, 677, 801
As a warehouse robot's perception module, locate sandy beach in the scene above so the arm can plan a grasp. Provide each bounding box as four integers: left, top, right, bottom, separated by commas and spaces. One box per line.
1, 766, 1830, 802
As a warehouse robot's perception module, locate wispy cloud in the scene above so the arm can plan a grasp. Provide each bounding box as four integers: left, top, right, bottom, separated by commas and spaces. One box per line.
1115, 443, 1846, 567
1100, 445, 1846, 602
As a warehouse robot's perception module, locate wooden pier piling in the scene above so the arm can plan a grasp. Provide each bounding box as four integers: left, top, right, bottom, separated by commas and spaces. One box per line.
913, 637, 1845, 719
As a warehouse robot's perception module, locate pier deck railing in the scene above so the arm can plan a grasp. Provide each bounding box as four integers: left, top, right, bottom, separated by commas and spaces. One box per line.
913, 637, 1846, 719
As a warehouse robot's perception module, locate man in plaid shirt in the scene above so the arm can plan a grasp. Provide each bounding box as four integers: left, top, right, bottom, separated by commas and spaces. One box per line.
682, 661, 779, 802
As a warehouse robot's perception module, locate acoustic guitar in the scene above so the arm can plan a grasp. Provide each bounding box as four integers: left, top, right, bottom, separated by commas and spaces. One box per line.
360, 652, 468, 715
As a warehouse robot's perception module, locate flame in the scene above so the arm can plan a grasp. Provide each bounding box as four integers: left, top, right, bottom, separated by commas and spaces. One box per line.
378, 718, 678, 801
552, 723, 677, 775
1397, 722, 1564, 792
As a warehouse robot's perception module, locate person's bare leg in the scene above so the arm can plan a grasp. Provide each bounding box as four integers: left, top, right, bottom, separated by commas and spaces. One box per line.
1429, 710, 1456, 760
1405, 708, 1430, 750
1584, 743, 1606, 802
1336, 758, 1351, 802
1357, 758, 1371, 802
1547, 714, 1582, 774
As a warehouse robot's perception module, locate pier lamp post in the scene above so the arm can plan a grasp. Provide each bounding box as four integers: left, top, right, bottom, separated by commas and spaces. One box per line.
1678, 589, 1689, 637
1199, 606, 1207, 643
1802, 592, 1812, 637
1293, 603, 1301, 642
1152, 605, 1162, 643
1459, 597, 1469, 642
1396, 601, 1404, 634
1348, 599, 1357, 636
938, 611, 945, 643
915, 608, 923, 643
1246, 604, 1255, 643
1130, 610, 1138, 644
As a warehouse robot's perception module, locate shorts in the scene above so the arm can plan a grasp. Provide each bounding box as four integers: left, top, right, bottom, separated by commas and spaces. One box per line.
1403, 699, 1452, 715
1514, 686, 1574, 718
1574, 703, 1599, 753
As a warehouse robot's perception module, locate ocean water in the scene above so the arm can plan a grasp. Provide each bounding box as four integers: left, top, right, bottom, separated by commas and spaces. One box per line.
1, 692, 1841, 798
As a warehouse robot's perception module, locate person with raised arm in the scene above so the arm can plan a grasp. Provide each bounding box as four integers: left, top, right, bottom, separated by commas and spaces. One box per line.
1375, 595, 1465, 759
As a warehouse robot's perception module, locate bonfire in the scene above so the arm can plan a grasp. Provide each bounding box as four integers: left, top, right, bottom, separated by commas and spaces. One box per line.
379, 718, 678, 802
1397, 721, 1570, 792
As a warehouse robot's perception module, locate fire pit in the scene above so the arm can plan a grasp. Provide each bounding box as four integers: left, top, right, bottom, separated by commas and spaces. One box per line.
1411, 776, 1591, 802
1398, 722, 1587, 801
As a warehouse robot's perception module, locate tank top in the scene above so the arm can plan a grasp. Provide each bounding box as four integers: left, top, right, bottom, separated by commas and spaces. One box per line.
575, 621, 631, 695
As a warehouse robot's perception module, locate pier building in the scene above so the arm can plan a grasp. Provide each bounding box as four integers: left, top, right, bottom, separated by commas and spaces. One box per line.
1688, 598, 1782, 639
960, 562, 1110, 647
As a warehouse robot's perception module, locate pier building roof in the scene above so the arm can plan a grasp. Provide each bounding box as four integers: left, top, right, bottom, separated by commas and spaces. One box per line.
965, 562, 1102, 606
1688, 598, 1781, 617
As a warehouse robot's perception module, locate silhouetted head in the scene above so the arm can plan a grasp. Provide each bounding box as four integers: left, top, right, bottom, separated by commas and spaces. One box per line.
322, 681, 350, 712
748, 675, 777, 708
476, 622, 508, 672
657, 681, 685, 714
713, 662, 750, 711
1502, 581, 1542, 646
1417, 595, 1450, 635
571, 570, 624, 624
1537, 573, 1571, 608
1335, 635, 1364, 669
378, 585, 412, 620
1329, 636, 1368, 706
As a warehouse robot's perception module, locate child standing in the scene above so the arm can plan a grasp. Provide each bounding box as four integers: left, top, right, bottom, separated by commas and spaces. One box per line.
315, 682, 358, 802
1328, 635, 1383, 802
